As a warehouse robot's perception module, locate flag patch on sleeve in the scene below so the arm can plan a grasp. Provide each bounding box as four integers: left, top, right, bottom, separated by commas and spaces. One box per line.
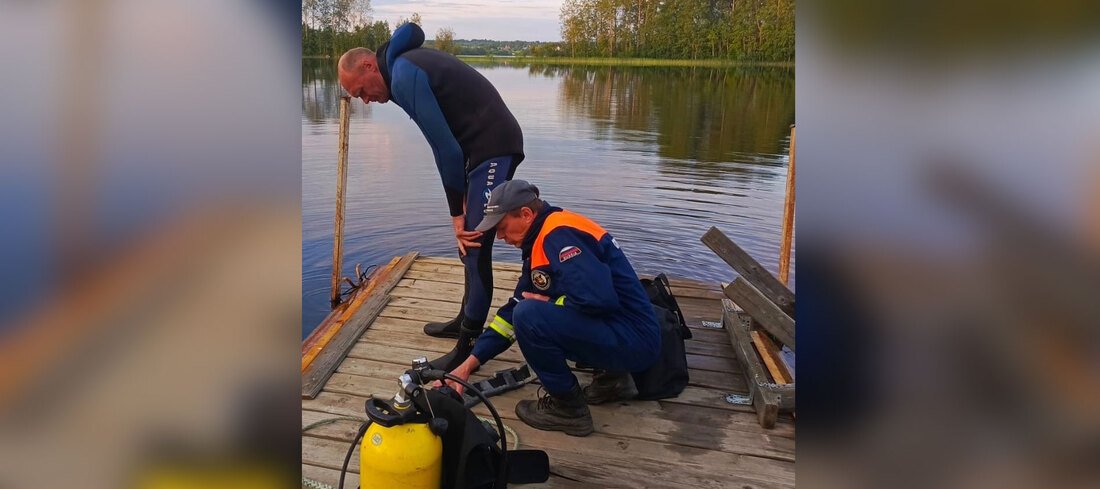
558, 245, 582, 263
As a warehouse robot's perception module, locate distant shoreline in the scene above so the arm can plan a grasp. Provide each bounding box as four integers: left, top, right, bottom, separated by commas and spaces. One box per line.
459, 56, 793, 68
303, 54, 792, 68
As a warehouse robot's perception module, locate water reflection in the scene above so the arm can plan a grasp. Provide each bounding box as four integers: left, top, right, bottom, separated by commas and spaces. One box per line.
529, 64, 794, 165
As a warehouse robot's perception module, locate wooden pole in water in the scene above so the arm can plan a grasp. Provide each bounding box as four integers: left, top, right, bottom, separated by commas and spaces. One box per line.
778, 125, 796, 286
330, 96, 351, 308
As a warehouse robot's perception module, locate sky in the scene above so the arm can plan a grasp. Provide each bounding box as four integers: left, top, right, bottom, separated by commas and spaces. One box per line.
370, 0, 564, 42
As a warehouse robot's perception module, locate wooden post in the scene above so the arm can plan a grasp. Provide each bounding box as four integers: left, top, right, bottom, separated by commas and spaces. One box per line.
778, 124, 795, 286
330, 96, 351, 308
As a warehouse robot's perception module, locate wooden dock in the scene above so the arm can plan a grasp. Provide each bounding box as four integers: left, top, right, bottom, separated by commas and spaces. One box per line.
302, 255, 795, 488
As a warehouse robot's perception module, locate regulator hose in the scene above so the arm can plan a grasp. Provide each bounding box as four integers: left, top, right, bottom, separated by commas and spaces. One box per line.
338, 420, 371, 489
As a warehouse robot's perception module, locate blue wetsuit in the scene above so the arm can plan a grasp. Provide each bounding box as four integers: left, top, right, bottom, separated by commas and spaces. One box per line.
376, 23, 524, 325
471, 205, 662, 395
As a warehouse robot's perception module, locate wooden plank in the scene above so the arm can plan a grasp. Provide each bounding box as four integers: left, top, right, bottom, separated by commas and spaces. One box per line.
391, 283, 515, 305
701, 226, 795, 314
302, 252, 419, 399
304, 382, 796, 463
725, 306, 796, 428
410, 257, 722, 301
751, 330, 793, 384
302, 257, 397, 371
302, 459, 589, 489
305, 387, 796, 487
415, 256, 523, 272
404, 266, 524, 284
362, 316, 748, 391
329, 96, 351, 306
302, 462, 358, 489
778, 124, 796, 286
723, 278, 795, 350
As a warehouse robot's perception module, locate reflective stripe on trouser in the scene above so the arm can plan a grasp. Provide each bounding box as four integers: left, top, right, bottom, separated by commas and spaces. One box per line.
511, 299, 660, 395
462, 156, 516, 324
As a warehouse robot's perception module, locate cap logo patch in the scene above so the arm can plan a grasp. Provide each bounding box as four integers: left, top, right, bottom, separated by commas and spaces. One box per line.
558, 245, 581, 263
484, 188, 492, 203
531, 269, 551, 290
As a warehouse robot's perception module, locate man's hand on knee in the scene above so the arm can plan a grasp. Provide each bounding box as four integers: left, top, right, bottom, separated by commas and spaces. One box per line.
453, 214, 482, 256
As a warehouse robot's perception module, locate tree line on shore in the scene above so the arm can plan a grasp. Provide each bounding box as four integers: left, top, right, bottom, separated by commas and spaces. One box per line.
302, 0, 793, 61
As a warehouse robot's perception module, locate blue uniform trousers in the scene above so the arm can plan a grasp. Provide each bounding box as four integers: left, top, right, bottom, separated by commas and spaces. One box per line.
512, 299, 660, 395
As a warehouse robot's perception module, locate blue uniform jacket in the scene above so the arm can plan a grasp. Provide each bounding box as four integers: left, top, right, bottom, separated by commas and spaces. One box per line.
375, 23, 524, 216
471, 205, 659, 364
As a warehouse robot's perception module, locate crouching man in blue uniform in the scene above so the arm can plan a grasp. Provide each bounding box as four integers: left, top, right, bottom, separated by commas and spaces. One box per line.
337, 23, 525, 373
443, 180, 661, 436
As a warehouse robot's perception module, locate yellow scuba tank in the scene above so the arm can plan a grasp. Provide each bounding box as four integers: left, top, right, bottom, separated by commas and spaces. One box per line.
360, 420, 443, 488
358, 365, 445, 489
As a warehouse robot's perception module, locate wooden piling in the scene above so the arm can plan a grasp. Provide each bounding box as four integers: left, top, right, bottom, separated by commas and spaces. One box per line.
330, 96, 351, 308
778, 125, 796, 286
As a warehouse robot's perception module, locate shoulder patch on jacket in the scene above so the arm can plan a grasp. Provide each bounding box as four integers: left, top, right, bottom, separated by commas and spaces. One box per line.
531, 269, 551, 290
558, 245, 582, 263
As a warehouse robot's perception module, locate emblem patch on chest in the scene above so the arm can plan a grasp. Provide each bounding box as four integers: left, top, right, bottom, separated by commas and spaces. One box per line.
558, 245, 582, 263
531, 269, 551, 290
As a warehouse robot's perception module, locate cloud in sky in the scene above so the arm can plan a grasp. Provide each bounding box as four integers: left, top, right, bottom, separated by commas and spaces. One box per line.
370, 0, 564, 42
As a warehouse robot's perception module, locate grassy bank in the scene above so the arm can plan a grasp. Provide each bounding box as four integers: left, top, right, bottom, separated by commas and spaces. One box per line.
457, 56, 793, 68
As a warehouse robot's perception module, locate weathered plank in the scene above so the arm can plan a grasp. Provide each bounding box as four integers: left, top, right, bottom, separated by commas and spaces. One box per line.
404, 266, 524, 284
415, 256, 523, 272
778, 124, 796, 286
302, 257, 396, 371
302, 252, 419, 399
724, 305, 796, 428
723, 278, 796, 350
353, 322, 747, 392
701, 226, 795, 314
751, 330, 793, 384
304, 387, 795, 487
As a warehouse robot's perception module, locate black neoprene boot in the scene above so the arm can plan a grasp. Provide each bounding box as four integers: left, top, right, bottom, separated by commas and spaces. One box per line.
583, 370, 638, 405
423, 281, 469, 338
427, 318, 483, 373
515, 384, 594, 437
423, 311, 463, 339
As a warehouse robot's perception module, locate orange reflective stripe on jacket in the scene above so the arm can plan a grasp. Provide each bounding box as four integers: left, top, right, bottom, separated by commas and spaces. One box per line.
532, 211, 607, 268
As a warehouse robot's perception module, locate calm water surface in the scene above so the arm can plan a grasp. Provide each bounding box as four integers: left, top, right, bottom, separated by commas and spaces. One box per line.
302, 59, 794, 337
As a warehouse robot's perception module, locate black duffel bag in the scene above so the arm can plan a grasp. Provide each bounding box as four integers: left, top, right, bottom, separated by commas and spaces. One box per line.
631, 273, 692, 400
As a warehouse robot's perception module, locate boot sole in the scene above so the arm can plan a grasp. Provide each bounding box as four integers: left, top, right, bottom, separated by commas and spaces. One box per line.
516, 406, 594, 437
523, 421, 594, 437
423, 329, 461, 339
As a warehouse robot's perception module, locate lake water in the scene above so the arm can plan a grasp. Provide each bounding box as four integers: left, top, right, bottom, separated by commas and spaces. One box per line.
302, 59, 795, 337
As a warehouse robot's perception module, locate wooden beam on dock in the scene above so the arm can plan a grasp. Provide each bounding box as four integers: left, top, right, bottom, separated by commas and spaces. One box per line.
751, 330, 792, 385
302, 252, 419, 399
779, 124, 796, 286
702, 226, 795, 315
723, 277, 795, 350
724, 301, 795, 428
302, 257, 398, 371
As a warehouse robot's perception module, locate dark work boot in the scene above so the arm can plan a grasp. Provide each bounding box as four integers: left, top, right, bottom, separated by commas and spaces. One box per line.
423, 311, 463, 339
583, 370, 638, 405
515, 384, 594, 437
423, 281, 469, 339
427, 318, 483, 373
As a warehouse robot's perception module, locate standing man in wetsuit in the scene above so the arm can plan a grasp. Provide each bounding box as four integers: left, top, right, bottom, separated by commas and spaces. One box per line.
338, 22, 524, 372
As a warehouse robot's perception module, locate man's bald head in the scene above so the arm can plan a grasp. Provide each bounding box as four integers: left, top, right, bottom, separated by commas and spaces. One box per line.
339, 48, 374, 74
338, 47, 390, 104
